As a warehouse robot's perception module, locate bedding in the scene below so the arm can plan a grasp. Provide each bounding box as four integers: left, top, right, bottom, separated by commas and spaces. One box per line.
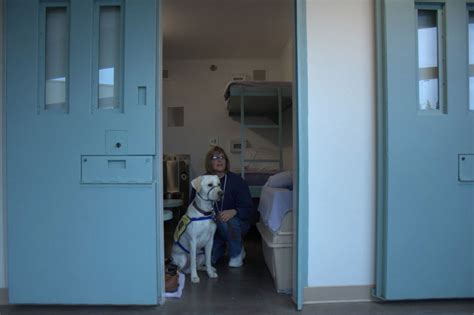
257, 185, 293, 232
224, 80, 292, 102
266, 171, 293, 189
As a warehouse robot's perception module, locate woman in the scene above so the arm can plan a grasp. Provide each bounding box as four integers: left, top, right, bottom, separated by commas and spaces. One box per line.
190, 146, 253, 267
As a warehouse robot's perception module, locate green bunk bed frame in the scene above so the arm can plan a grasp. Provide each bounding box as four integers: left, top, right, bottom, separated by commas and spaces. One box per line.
224, 81, 293, 198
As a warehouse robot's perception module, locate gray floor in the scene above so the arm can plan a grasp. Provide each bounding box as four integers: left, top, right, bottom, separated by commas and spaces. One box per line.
1, 228, 474, 314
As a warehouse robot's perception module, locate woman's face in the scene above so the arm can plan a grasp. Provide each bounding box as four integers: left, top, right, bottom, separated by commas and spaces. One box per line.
211, 151, 226, 173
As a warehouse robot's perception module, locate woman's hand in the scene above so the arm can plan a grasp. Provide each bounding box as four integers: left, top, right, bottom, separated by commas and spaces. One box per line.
218, 209, 237, 223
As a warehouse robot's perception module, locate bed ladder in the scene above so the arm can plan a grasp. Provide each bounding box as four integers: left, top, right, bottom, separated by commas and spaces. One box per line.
239, 87, 284, 198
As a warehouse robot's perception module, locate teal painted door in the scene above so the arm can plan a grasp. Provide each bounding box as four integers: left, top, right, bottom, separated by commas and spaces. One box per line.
6, 0, 159, 304
375, 0, 474, 300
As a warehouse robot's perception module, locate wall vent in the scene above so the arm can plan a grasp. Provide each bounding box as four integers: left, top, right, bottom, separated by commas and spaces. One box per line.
168, 107, 184, 127
253, 69, 267, 81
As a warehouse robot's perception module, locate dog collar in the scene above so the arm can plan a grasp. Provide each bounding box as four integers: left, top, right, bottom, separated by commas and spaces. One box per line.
197, 185, 220, 202
192, 200, 214, 216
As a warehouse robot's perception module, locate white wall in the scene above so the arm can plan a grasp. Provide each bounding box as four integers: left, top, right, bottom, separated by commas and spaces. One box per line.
280, 38, 294, 82
163, 58, 293, 179
306, 0, 376, 287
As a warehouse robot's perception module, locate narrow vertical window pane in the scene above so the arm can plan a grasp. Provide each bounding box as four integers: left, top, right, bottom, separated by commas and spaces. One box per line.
45, 7, 68, 110
469, 11, 474, 110
417, 10, 439, 111
98, 6, 122, 109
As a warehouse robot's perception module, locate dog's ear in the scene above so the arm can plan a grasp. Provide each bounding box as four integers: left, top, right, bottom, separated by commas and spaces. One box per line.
191, 176, 202, 192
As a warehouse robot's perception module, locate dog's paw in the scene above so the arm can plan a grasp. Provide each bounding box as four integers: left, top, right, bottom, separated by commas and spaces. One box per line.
207, 270, 218, 279
191, 275, 200, 283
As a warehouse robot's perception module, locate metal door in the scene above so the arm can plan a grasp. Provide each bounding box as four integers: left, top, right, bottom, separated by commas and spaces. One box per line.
6, 0, 159, 304
375, 0, 474, 299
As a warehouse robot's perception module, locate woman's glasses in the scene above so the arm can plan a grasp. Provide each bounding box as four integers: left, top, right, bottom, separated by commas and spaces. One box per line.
211, 155, 225, 161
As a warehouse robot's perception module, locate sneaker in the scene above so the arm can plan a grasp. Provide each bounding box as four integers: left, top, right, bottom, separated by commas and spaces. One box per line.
228, 247, 246, 268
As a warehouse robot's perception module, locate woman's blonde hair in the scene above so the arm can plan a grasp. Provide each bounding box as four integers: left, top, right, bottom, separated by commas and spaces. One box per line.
205, 146, 230, 174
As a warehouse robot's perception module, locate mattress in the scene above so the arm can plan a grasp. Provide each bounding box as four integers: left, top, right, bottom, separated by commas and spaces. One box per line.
223, 80, 292, 102
258, 185, 293, 232
223, 81, 293, 117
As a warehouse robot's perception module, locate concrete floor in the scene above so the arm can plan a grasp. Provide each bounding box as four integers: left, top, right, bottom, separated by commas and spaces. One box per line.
2, 299, 474, 315
1, 227, 473, 314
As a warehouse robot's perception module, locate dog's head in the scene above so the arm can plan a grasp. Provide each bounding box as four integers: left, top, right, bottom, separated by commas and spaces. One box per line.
191, 175, 224, 201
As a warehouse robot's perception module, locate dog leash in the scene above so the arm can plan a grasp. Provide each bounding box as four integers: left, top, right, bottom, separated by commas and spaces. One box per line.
213, 176, 238, 241
214, 175, 227, 214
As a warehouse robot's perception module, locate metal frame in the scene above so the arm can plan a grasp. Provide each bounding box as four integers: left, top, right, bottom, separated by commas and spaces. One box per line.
294, 0, 309, 309
236, 86, 285, 189
156, 0, 165, 303
374, 0, 388, 299
1, 0, 7, 291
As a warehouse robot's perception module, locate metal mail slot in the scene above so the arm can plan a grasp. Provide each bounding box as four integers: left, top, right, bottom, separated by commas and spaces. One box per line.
81, 155, 153, 184
458, 154, 474, 182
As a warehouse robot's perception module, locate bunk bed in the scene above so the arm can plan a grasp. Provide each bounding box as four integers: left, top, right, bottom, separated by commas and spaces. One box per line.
257, 179, 294, 293
223, 80, 292, 198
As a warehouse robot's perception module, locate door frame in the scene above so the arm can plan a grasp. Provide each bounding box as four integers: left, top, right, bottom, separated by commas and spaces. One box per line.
294, 0, 309, 310
374, 0, 387, 299
157, 0, 309, 309
156, 0, 165, 304
1, 0, 6, 295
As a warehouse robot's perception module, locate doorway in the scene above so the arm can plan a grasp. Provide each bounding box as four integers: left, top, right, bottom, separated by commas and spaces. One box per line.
158, 0, 305, 308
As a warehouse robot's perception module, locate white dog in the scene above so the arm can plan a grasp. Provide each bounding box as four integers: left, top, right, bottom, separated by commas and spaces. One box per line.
171, 175, 222, 283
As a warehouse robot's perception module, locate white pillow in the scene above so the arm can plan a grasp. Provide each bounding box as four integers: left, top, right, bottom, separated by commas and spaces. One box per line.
266, 171, 293, 189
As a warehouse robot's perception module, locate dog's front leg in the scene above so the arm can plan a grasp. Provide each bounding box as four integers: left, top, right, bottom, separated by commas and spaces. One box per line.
205, 238, 218, 278
190, 237, 200, 283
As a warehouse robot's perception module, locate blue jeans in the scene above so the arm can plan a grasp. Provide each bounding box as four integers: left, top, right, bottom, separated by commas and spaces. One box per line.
211, 217, 249, 264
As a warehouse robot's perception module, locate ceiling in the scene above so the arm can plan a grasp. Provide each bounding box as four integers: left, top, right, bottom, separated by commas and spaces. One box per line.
162, 0, 294, 59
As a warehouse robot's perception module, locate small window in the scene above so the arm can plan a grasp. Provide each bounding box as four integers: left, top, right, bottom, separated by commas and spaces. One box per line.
469, 10, 474, 110
416, 6, 445, 112
42, 4, 69, 111
94, 2, 123, 110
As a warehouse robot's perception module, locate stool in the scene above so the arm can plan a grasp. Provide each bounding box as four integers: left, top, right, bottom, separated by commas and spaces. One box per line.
164, 199, 184, 208
164, 199, 184, 221
163, 210, 173, 221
